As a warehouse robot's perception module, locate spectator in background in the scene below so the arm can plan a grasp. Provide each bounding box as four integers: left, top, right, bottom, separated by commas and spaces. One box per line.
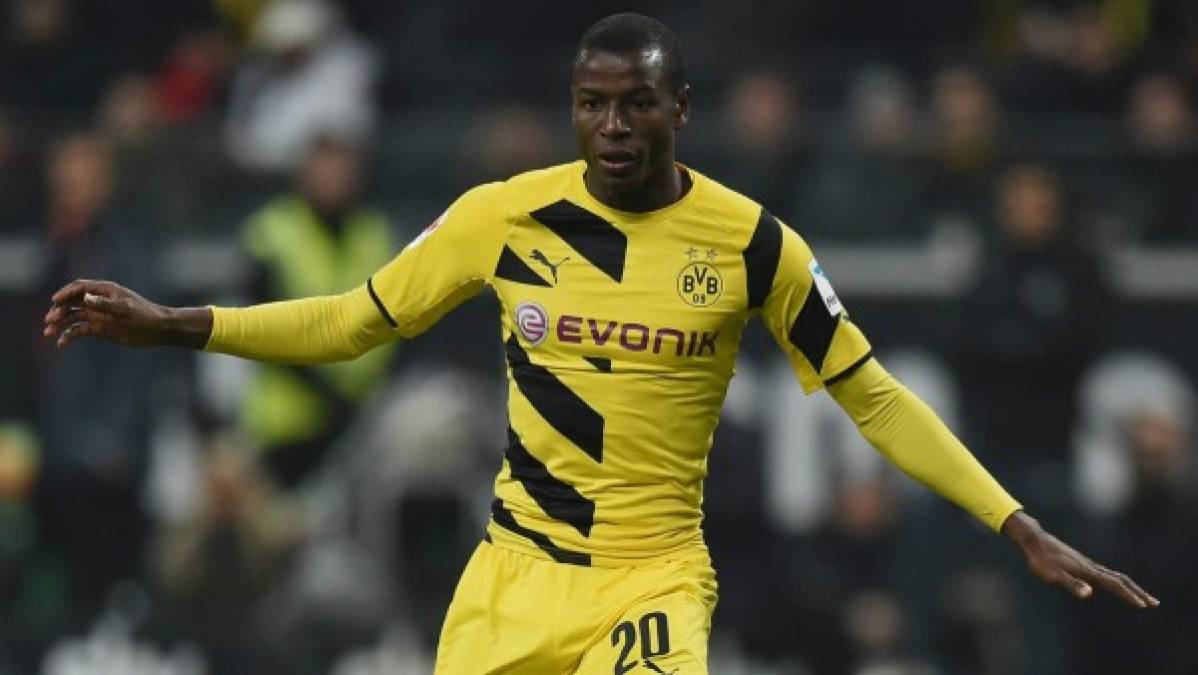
1127, 73, 1196, 151
0, 422, 68, 673
996, 7, 1074, 113
0, 0, 111, 114
33, 133, 160, 625
98, 74, 174, 220
845, 589, 933, 675
98, 73, 208, 232
1073, 352, 1195, 516
1061, 4, 1139, 114
0, 112, 41, 430
934, 568, 1023, 675
999, 4, 1138, 115
462, 104, 556, 184
757, 475, 932, 673
154, 26, 236, 125
924, 65, 1003, 230
100, 76, 163, 148
799, 479, 915, 674
236, 135, 398, 488
957, 163, 1107, 518
943, 161, 1111, 675
952, 167, 1105, 675
1117, 72, 1198, 242
214, 0, 273, 42
1079, 403, 1198, 675
155, 437, 304, 675
0, 109, 40, 231
721, 70, 804, 214
224, 0, 379, 173
792, 67, 929, 242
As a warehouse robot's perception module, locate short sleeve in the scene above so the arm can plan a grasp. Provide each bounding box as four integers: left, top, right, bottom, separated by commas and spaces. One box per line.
754, 213, 872, 394
369, 182, 509, 338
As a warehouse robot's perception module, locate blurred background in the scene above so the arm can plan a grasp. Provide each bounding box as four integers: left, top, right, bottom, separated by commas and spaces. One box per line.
1, 0, 1197, 673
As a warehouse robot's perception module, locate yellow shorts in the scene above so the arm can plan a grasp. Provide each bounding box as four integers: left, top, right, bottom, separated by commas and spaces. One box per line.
435, 541, 718, 674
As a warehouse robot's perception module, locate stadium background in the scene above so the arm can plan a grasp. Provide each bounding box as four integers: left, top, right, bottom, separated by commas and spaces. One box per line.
1, 0, 1197, 673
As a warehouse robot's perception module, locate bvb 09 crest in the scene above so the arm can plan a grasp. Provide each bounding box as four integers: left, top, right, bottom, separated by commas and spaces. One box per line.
677, 262, 723, 307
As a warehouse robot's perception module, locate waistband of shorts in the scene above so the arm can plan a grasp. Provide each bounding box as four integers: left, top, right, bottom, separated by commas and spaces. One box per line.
483, 523, 712, 570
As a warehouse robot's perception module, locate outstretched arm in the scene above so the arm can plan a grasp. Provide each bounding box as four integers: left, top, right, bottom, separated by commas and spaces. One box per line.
43, 278, 394, 362
43, 183, 514, 359
827, 357, 1159, 609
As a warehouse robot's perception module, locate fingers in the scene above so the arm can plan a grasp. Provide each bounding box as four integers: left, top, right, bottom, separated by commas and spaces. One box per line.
1090, 564, 1160, 609
1054, 569, 1093, 600
59, 309, 120, 347
44, 283, 129, 344
43, 306, 91, 337
43, 307, 111, 347
56, 319, 99, 348
1023, 528, 1161, 610
44, 295, 123, 327
43, 304, 82, 328
49, 281, 84, 306
1056, 554, 1161, 609
50, 279, 113, 305
83, 291, 125, 315
43, 307, 83, 340
56, 322, 81, 348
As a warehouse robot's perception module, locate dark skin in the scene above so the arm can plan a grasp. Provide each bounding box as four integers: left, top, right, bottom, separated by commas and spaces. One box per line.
572, 48, 690, 212
44, 47, 1159, 611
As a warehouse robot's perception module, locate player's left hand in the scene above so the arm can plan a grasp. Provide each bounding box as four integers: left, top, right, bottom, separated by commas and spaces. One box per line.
1002, 510, 1159, 609
43, 279, 171, 349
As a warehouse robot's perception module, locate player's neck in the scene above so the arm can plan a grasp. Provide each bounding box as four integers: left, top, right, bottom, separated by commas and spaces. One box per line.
585, 164, 691, 213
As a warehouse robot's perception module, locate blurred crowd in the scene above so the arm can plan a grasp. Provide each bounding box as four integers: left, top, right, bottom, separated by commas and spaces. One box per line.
1, 1, 1196, 674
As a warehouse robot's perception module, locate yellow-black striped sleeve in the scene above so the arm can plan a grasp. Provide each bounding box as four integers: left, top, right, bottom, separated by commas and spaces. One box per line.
757, 216, 872, 393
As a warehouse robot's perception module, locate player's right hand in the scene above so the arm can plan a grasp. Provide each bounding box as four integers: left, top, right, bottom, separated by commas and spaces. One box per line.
44, 279, 171, 349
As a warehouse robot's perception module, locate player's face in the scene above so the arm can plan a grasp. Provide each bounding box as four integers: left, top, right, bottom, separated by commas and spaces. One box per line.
572, 49, 689, 203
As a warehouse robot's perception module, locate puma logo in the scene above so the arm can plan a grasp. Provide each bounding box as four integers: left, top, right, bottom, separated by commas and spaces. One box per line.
530, 249, 569, 284
644, 660, 677, 674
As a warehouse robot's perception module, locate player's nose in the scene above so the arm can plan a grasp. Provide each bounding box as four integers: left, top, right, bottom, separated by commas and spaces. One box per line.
600, 105, 631, 137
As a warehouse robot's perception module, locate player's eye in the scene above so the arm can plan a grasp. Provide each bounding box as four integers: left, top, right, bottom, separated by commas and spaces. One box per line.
631, 98, 653, 111
580, 98, 601, 112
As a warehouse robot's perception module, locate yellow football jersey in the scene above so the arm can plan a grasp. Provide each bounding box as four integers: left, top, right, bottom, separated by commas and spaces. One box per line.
369, 161, 872, 566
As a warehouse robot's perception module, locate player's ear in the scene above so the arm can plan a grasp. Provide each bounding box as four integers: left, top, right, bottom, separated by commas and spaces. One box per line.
674, 84, 690, 130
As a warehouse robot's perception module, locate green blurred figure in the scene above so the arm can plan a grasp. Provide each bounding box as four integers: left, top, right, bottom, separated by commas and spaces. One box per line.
238, 134, 398, 486
0, 423, 68, 672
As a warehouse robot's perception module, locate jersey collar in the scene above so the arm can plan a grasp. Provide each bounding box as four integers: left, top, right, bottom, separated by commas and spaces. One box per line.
570, 160, 706, 224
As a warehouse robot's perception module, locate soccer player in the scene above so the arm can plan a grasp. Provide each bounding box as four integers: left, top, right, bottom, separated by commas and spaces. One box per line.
43, 13, 1157, 675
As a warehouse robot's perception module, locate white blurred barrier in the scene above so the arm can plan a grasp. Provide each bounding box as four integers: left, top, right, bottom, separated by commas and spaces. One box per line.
5, 235, 1198, 299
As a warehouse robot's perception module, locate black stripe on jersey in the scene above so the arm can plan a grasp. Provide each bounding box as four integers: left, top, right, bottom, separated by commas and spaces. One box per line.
491, 498, 591, 566
824, 351, 874, 386
530, 200, 627, 282
366, 277, 398, 328
788, 284, 839, 373
494, 245, 552, 286
743, 208, 783, 310
506, 335, 605, 462
505, 427, 595, 536
584, 356, 611, 372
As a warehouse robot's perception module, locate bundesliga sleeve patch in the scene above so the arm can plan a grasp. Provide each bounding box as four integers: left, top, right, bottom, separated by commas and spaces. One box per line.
405, 210, 447, 251
807, 259, 843, 317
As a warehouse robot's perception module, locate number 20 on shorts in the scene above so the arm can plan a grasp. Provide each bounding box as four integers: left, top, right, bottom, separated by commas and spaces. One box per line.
611, 611, 672, 674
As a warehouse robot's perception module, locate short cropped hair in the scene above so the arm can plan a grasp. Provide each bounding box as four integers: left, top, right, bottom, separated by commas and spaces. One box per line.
575, 13, 687, 93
